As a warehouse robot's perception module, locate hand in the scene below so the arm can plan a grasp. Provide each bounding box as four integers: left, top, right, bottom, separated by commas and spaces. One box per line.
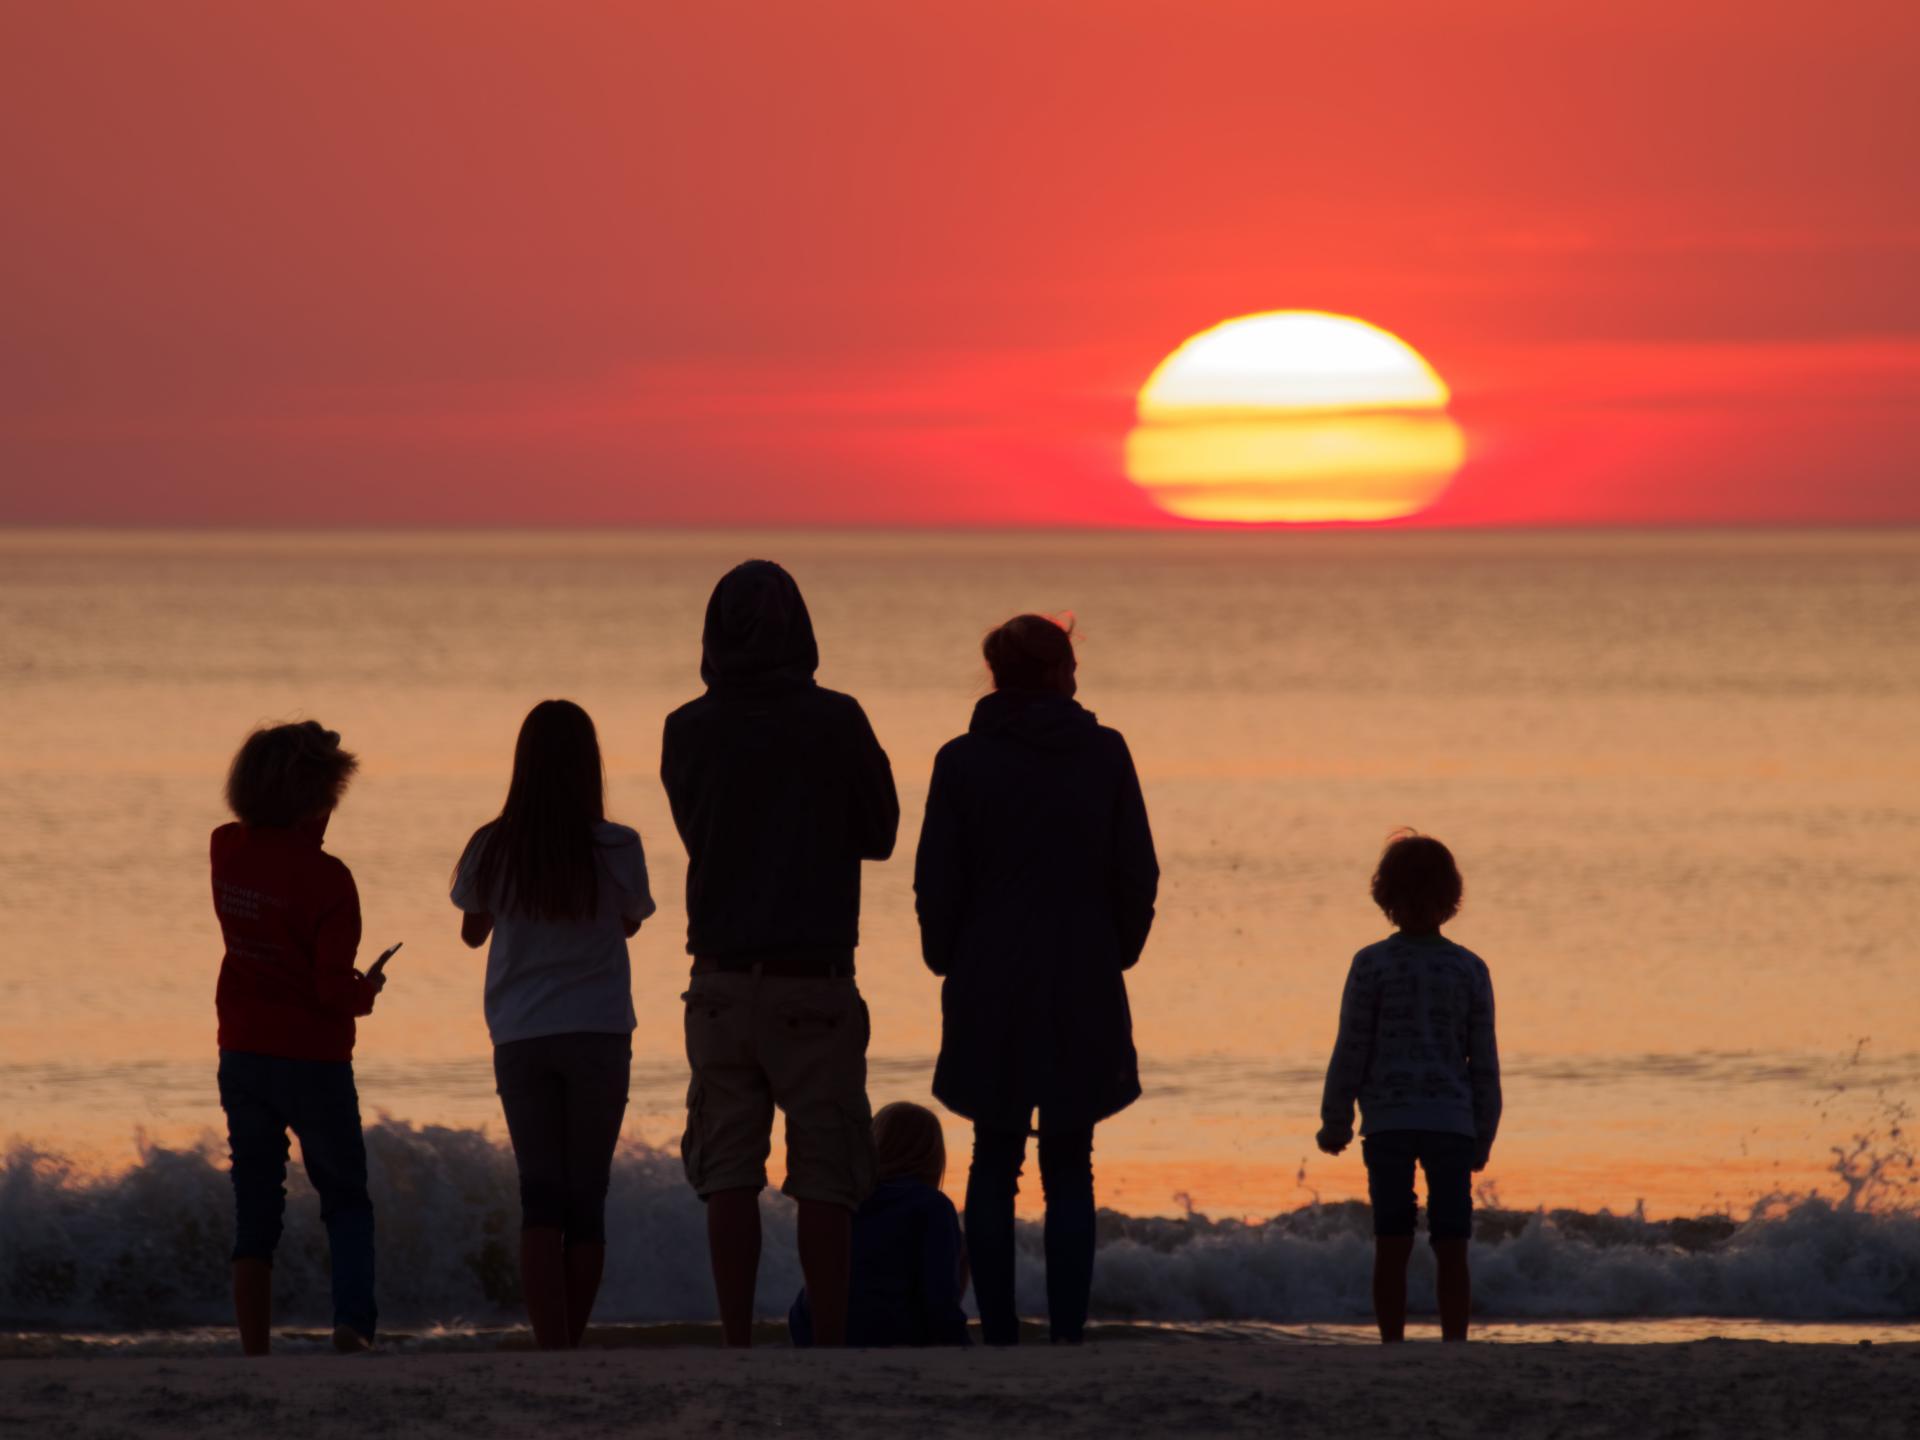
363, 942, 401, 992
1471, 1144, 1492, 1173
1315, 1125, 1350, 1157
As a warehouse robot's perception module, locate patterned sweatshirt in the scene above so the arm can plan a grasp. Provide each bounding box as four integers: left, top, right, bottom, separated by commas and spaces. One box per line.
1319, 932, 1501, 1149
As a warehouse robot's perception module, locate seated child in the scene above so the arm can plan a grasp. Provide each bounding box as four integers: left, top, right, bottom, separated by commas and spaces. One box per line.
790, 1101, 970, 1347
1317, 831, 1501, 1343
211, 721, 392, 1355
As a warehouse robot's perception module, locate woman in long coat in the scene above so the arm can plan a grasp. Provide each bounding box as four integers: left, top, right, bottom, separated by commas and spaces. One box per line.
914, 613, 1158, 1344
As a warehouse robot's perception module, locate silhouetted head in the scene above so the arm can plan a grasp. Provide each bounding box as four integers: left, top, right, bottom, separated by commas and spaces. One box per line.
872, 1101, 946, 1189
225, 721, 357, 827
983, 613, 1077, 697
1371, 830, 1463, 935
700, 560, 819, 689
466, 699, 606, 922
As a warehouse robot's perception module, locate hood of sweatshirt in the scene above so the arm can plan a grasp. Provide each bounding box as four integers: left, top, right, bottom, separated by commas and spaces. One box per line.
699, 560, 820, 692
967, 690, 1099, 751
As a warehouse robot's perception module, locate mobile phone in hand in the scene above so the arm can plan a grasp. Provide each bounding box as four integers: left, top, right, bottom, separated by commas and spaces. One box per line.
367, 942, 402, 983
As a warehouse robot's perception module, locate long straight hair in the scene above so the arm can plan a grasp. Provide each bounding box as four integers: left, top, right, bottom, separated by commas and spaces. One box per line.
466, 699, 606, 922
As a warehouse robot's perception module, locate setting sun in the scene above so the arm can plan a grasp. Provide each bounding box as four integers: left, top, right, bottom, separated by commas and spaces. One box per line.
1125, 311, 1466, 523
1137, 311, 1451, 419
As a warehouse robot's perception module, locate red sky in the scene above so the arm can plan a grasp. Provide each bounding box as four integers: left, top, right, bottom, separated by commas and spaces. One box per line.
2, 1, 1916, 527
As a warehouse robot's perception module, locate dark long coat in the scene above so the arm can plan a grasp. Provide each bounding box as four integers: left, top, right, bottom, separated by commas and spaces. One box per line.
915, 691, 1159, 1133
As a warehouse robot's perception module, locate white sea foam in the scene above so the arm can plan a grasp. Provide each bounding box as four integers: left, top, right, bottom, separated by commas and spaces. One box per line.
2, 1120, 1916, 1329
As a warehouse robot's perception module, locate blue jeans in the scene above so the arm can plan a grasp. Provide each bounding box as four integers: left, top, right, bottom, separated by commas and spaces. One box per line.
217, 1050, 377, 1339
1362, 1129, 1476, 1242
965, 1124, 1095, 1345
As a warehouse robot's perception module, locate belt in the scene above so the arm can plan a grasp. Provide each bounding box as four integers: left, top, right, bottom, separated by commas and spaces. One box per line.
691, 954, 855, 979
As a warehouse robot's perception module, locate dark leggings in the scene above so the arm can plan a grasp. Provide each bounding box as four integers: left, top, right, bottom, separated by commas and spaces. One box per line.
493, 1032, 631, 1245
965, 1124, 1095, 1345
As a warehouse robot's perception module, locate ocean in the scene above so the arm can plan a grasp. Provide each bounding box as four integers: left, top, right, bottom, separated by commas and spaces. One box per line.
2, 527, 1916, 1334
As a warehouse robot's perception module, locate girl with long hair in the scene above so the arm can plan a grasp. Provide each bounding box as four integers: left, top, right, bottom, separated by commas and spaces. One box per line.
451, 699, 656, 1348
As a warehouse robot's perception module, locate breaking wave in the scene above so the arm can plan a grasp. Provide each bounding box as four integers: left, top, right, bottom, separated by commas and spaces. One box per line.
2, 1119, 1916, 1329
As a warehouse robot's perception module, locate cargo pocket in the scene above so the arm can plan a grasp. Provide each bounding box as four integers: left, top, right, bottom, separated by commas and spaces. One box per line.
842, 1095, 878, 1208
680, 1075, 707, 1192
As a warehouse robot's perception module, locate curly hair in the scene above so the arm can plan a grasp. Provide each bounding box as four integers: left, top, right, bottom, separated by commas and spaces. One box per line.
982, 612, 1076, 693
1371, 829, 1463, 934
225, 721, 358, 828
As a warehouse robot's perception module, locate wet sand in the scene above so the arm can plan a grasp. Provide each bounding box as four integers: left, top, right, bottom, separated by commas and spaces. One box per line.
4, 1338, 1915, 1439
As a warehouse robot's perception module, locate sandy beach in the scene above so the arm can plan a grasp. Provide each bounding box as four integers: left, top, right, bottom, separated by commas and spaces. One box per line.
5, 1339, 1916, 1439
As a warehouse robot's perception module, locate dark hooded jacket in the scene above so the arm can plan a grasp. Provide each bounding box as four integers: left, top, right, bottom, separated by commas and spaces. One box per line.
661, 561, 899, 969
916, 690, 1158, 1131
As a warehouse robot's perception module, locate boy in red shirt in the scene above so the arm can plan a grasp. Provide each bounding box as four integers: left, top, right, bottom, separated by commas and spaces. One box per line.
212, 721, 391, 1354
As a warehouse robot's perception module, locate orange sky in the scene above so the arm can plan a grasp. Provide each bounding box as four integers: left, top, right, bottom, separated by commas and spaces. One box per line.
2, 1, 1916, 527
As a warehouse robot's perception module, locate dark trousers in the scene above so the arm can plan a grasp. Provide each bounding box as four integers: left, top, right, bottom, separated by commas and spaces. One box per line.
965, 1124, 1096, 1345
494, 1032, 631, 1245
217, 1050, 376, 1339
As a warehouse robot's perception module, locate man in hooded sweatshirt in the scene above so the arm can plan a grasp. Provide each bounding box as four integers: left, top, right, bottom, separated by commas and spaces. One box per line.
662, 559, 900, 1347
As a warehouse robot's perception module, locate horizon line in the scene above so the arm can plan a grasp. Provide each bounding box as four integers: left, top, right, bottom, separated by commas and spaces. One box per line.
3, 518, 1917, 539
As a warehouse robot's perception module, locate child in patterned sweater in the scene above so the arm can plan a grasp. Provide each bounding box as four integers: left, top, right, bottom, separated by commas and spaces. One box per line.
1318, 831, 1501, 1342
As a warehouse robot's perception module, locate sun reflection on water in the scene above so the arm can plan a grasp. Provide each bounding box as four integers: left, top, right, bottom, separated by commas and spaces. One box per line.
1125, 411, 1466, 522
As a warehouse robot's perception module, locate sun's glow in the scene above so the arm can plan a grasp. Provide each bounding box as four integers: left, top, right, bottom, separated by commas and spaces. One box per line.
1126, 311, 1464, 523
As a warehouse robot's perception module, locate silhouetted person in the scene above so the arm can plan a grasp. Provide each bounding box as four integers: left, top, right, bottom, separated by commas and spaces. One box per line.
789, 1101, 971, 1348
916, 614, 1159, 1345
661, 560, 899, 1347
452, 700, 654, 1350
211, 721, 389, 1355
1317, 831, 1501, 1343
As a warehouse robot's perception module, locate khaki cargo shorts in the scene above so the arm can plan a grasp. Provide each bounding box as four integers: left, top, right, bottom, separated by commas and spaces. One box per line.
680, 972, 877, 1211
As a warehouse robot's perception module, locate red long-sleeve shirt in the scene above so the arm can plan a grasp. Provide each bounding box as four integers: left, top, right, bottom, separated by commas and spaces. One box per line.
212, 819, 377, 1062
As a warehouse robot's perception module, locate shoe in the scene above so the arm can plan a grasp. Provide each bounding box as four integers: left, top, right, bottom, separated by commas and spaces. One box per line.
331, 1324, 374, 1354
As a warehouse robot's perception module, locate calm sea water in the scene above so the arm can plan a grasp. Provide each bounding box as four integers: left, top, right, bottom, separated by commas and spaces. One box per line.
2, 528, 1917, 1236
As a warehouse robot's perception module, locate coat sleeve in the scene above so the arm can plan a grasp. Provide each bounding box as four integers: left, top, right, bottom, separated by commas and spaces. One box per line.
1108, 734, 1159, 970
847, 700, 900, 862
1318, 953, 1377, 1145
1469, 962, 1503, 1158
659, 712, 696, 852
913, 746, 965, 977
312, 866, 377, 1018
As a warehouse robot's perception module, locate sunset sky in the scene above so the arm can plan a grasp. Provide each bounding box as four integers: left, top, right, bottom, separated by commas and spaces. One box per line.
3, 1, 1916, 528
